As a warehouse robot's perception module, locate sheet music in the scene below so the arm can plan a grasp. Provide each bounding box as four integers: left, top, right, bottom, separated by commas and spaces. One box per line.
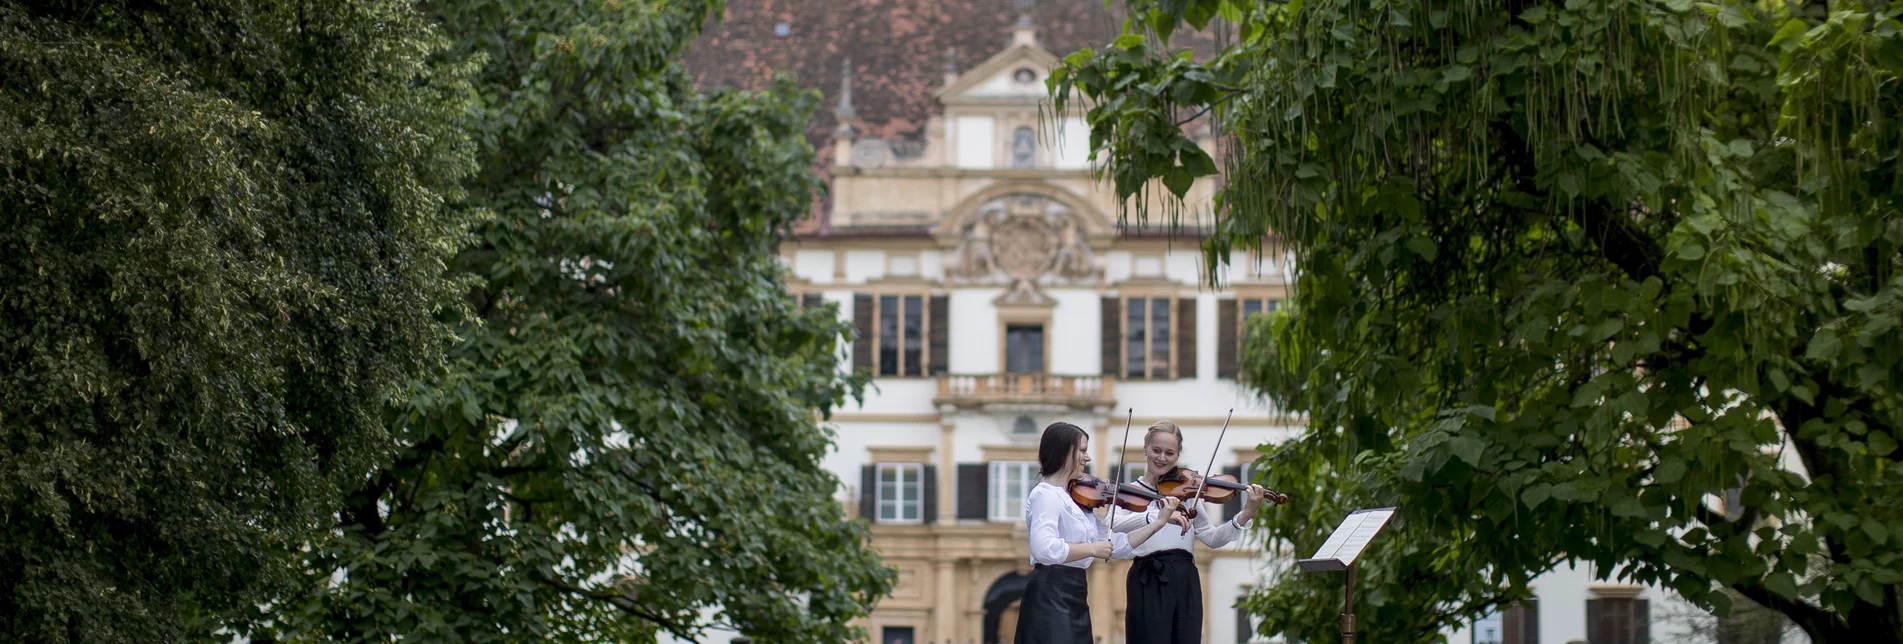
1298, 507, 1395, 571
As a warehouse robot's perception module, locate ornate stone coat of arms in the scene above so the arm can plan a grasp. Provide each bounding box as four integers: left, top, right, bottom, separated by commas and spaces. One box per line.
948, 193, 1099, 303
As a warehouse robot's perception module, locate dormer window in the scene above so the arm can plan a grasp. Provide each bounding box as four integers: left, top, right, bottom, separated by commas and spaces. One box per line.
1013, 68, 1036, 84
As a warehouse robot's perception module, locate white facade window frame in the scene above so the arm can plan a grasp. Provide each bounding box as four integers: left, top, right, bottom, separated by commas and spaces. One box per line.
877, 463, 924, 524
988, 461, 1039, 522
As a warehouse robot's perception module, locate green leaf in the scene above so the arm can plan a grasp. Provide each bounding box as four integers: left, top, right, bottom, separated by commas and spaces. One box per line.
1163, 166, 1195, 199
1677, 241, 1706, 260
1862, 520, 1890, 545
1449, 435, 1486, 466
1180, 147, 1219, 177
1406, 237, 1438, 261
1805, 329, 1842, 361
1763, 572, 1799, 600
1114, 33, 1146, 50
1521, 483, 1553, 509
1522, 6, 1549, 23
1655, 456, 1687, 484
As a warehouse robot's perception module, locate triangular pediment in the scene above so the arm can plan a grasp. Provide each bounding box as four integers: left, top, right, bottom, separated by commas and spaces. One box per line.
935, 42, 1062, 104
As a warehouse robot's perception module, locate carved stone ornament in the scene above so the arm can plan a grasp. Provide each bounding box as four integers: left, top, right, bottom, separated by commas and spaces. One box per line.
949, 193, 1100, 297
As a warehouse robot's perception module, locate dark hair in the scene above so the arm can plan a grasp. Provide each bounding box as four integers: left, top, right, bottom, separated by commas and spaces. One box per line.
1037, 422, 1088, 478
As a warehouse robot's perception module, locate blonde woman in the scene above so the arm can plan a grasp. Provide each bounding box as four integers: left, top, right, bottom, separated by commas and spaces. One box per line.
1017, 422, 1182, 644
1112, 421, 1271, 644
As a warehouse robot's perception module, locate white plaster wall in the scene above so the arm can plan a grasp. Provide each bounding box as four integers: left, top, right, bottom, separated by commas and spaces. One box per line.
793, 249, 835, 284
1209, 556, 1286, 644
970, 68, 1049, 97
1051, 117, 1090, 170
1167, 249, 1204, 285
948, 288, 1003, 373
1104, 251, 1134, 284
843, 250, 886, 284
955, 116, 996, 169
1113, 380, 1279, 419
1196, 294, 1218, 381
920, 250, 946, 281
842, 380, 941, 416
1048, 288, 1102, 374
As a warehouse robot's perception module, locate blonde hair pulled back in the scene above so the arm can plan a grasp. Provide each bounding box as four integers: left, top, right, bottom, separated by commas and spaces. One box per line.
1143, 420, 1184, 449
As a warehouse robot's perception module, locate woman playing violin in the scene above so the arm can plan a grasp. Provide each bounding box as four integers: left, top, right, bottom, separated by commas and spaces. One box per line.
1018, 422, 1182, 644
1111, 421, 1275, 644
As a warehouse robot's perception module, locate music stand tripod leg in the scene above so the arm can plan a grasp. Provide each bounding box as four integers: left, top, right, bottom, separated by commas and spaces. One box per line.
1341, 563, 1356, 644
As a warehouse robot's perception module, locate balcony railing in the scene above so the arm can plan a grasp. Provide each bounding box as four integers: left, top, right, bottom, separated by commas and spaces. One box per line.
934, 374, 1116, 409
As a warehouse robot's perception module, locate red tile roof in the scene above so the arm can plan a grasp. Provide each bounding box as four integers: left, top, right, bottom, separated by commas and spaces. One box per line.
683, 1, 1218, 236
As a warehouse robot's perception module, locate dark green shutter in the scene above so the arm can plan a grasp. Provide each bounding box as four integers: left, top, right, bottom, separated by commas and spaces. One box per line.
801, 293, 822, 308
921, 465, 938, 524
1177, 297, 1197, 379
860, 465, 877, 522
1101, 297, 1120, 376
928, 295, 949, 375
853, 294, 873, 373
957, 464, 988, 520
1217, 298, 1238, 378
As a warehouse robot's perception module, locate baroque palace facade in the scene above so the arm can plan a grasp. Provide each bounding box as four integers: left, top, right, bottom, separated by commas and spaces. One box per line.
781, 22, 1295, 644
683, 3, 1691, 644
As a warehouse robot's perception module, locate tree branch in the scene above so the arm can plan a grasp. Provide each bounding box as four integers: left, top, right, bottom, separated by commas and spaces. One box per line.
1732, 581, 1854, 643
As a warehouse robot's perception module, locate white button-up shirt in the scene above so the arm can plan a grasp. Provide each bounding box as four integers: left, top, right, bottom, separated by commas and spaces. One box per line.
1026, 481, 1133, 568
1108, 480, 1250, 556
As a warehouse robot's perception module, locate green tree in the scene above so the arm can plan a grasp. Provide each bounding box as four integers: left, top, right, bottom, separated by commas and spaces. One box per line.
249, 1, 894, 641
0, 0, 476, 641
1054, 0, 1903, 641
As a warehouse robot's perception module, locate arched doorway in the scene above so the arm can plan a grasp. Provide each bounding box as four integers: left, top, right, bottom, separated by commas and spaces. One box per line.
982, 571, 1028, 644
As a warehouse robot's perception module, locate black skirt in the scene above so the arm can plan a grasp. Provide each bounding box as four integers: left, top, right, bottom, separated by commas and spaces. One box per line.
1125, 549, 1202, 644
1015, 563, 1092, 644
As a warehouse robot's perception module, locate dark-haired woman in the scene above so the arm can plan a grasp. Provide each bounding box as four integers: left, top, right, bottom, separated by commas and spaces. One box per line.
1017, 421, 1182, 644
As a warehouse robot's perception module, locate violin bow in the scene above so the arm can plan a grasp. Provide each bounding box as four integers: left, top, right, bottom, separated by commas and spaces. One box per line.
1184, 408, 1234, 534
1106, 408, 1133, 528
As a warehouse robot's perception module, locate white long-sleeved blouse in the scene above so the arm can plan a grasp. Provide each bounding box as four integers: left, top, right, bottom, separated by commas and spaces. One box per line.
1108, 479, 1251, 556
1025, 481, 1133, 568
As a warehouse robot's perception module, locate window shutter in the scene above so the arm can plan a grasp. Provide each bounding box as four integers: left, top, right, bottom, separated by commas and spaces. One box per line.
860, 465, 878, 522
1587, 598, 1605, 644
921, 465, 938, 524
1217, 298, 1239, 378
1221, 465, 1244, 521
956, 463, 988, 520
801, 293, 823, 308
928, 295, 949, 375
1503, 599, 1538, 644
1634, 599, 1650, 644
853, 294, 874, 373
1235, 607, 1252, 643
1176, 298, 1198, 379
1101, 297, 1121, 376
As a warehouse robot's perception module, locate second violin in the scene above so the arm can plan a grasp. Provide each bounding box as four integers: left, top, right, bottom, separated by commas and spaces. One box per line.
1156, 466, 1290, 506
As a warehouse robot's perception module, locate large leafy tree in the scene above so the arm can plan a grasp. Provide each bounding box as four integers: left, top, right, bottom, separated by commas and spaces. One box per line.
1055, 0, 1903, 641
249, 1, 894, 641
0, 0, 475, 640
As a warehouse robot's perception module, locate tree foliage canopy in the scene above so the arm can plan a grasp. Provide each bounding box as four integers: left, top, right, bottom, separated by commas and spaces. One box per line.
0, 0, 475, 640
248, 1, 894, 641
1055, 0, 1903, 641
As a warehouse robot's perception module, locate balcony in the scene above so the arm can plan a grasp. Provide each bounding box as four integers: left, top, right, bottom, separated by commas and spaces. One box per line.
934, 374, 1116, 410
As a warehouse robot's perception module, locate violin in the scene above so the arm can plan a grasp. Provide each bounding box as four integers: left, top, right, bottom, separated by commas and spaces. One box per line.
1156, 466, 1290, 506
1068, 475, 1193, 519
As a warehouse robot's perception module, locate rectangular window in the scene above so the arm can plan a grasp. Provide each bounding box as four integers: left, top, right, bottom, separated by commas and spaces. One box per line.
1006, 324, 1045, 373
877, 463, 924, 523
875, 294, 928, 377
1125, 296, 1174, 379
881, 626, 916, 644
1120, 463, 1147, 486
989, 461, 1039, 522
903, 296, 923, 377
1238, 297, 1282, 354
955, 116, 996, 169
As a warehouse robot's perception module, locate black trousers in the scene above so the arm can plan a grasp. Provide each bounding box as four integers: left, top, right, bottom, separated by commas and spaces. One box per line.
1125, 550, 1202, 644
1016, 563, 1092, 644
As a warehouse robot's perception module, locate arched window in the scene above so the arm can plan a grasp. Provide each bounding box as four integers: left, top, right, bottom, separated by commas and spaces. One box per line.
1011, 126, 1035, 169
